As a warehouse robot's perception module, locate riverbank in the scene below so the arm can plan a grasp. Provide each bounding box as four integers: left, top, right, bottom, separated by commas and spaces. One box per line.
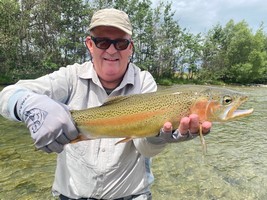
1, 83, 267, 93
247, 84, 267, 87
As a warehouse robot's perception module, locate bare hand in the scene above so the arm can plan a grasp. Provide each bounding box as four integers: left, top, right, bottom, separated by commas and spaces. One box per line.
163, 114, 212, 136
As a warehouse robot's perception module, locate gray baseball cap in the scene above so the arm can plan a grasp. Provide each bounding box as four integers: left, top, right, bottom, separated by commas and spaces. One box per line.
89, 8, 133, 36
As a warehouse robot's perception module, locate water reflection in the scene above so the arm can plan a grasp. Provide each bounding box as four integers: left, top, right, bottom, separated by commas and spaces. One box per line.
0, 85, 266, 199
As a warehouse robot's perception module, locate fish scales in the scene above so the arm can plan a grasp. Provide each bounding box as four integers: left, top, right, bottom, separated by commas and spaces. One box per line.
72, 91, 193, 138
71, 85, 253, 140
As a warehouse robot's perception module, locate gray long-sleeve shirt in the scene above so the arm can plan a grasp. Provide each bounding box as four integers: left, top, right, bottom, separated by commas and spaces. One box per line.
0, 62, 166, 199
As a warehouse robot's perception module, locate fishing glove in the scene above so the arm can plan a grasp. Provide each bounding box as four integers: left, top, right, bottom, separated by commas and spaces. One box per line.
147, 128, 197, 144
158, 128, 198, 143
14, 91, 79, 153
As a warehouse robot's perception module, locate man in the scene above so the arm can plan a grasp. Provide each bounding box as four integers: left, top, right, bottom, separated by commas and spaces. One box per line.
0, 8, 211, 200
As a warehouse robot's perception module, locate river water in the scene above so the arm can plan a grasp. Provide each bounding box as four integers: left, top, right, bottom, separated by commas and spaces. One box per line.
0, 85, 266, 200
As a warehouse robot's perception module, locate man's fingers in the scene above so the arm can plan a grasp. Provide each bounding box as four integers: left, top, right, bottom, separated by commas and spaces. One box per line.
202, 121, 212, 134
179, 114, 212, 135
163, 122, 172, 132
163, 115, 212, 137
189, 114, 200, 134
178, 117, 190, 135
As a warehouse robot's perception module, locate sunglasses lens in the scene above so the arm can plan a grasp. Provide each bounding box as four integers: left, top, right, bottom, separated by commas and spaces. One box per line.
91, 36, 130, 50
95, 39, 111, 49
115, 39, 130, 50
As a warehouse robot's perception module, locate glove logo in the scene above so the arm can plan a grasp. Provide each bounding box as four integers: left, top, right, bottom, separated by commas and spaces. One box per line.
24, 108, 48, 133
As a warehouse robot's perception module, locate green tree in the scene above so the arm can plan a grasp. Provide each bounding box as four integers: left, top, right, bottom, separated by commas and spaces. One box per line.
0, 0, 20, 80
249, 27, 267, 83
2, 0, 266, 85
178, 32, 202, 80
226, 21, 266, 83
157, 2, 181, 78
201, 24, 227, 83
57, 0, 91, 66
201, 20, 267, 84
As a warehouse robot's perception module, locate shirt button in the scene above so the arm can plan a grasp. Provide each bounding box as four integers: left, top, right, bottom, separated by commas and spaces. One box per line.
102, 148, 105, 152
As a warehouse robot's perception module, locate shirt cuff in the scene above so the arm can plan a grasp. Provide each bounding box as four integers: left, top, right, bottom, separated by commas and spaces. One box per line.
7, 89, 29, 121
146, 135, 166, 145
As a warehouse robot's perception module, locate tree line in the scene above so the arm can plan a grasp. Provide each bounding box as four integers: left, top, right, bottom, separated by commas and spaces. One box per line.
1, 0, 266, 85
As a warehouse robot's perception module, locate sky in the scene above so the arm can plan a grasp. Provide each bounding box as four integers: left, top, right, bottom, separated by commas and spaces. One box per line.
152, 0, 267, 34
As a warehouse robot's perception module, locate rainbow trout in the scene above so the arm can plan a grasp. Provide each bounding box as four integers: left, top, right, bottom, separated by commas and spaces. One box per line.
71, 85, 253, 145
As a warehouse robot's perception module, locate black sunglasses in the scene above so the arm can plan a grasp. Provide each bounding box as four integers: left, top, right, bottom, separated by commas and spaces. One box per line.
90, 36, 131, 50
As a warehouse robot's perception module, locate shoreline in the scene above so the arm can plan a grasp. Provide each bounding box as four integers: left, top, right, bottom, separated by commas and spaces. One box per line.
246, 84, 267, 87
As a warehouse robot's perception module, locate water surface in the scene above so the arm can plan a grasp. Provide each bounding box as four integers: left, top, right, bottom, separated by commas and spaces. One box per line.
0, 85, 266, 199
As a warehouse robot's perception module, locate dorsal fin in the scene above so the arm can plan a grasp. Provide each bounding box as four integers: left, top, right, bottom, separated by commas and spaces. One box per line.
101, 95, 131, 106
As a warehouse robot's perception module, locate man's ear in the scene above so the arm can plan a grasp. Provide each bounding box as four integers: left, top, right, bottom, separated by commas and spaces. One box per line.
129, 41, 135, 59
130, 40, 134, 52
85, 36, 93, 54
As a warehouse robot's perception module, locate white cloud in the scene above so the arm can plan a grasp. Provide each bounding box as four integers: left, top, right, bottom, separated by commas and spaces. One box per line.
152, 0, 267, 34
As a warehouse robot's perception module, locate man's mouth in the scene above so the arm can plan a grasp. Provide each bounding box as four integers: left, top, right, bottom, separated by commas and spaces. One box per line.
104, 58, 119, 61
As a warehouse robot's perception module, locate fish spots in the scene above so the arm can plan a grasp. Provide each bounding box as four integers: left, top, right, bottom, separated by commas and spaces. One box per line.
84, 109, 165, 126
80, 109, 167, 138
71, 85, 253, 139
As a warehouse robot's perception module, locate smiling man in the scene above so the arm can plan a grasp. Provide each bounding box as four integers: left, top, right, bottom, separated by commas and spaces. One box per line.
86, 26, 133, 89
0, 8, 211, 199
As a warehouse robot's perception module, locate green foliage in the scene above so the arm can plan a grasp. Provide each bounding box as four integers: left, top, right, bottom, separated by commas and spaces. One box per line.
201, 20, 267, 84
157, 78, 173, 86
0, 74, 13, 85
0, 0, 266, 85
0, 0, 20, 75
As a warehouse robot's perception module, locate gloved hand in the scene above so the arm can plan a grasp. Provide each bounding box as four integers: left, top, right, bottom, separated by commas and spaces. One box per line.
15, 91, 79, 153
147, 114, 211, 144
157, 125, 196, 143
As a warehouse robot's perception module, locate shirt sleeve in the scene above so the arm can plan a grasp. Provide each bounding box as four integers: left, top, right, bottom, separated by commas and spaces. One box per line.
0, 66, 74, 121
132, 70, 167, 157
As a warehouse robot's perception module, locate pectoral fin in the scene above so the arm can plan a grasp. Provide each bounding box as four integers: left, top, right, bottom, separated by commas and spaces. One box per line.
199, 125, 207, 154
70, 134, 91, 144
115, 137, 133, 145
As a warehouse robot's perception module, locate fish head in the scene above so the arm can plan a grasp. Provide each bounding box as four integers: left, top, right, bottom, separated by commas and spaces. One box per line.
191, 87, 254, 122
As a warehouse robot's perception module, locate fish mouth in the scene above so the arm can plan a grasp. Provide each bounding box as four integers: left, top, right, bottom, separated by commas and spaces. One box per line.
224, 96, 253, 120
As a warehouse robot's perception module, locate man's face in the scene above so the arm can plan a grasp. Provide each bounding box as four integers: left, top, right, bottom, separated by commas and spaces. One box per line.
86, 26, 133, 89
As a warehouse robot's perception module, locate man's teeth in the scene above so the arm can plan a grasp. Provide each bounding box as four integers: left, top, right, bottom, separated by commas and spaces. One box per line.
105, 58, 118, 61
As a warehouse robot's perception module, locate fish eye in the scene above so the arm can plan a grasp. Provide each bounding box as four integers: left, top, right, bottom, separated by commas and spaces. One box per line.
223, 95, 232, 105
